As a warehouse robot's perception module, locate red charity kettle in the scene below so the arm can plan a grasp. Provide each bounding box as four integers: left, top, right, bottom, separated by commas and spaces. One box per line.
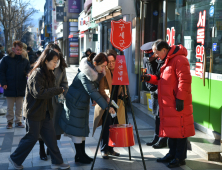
108, 124, 135, 147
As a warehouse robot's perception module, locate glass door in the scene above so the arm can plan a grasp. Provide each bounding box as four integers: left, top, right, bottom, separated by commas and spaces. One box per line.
167, 0, 222, 133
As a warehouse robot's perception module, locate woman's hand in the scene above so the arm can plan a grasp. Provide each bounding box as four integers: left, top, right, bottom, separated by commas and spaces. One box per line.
109, 107, 115, 114
92, 100, 97, 106
106, 97, 110, 103
3, 85, 7, 90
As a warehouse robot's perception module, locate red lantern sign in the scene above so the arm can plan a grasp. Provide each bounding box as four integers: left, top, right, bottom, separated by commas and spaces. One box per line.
110, 19, 132, 51
112, 55, 129, 85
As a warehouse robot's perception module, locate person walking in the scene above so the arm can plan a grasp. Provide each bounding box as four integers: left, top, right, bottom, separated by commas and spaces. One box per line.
59, 53, 115, 164
38, 43, 68, 161
141, 40, 195, 168
140, 41, 168, 149
93, 50, 126, 159
22, 43, 29, 61
27, 46, 37, 68
9, 49, 70, 170
0, 41, 30, 129
81, 48, 92, 60
0, 44, 4, 60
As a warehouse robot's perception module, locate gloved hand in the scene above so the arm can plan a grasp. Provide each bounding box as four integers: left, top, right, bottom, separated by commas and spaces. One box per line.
141, 74, 151, 82
176, 98, 184, 111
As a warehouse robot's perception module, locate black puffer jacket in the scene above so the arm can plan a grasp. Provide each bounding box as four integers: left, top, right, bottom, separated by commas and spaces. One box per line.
0, 50, 30, 97
23, 68, 63, 121
28, 50, 38, 65
81, 48, 92, 60
144, 58, 158, 92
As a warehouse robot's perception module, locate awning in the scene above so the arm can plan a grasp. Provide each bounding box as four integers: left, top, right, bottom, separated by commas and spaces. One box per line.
56, 37, 63, 41
94, 9, 122, 24
68, 31, 87, 38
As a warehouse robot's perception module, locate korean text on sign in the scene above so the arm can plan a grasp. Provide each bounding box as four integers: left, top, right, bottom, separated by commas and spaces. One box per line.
195, 10, 206, 78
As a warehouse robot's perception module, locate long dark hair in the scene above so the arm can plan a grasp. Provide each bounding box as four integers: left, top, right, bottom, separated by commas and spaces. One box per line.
28, 49, 59, 83
45, 43, 67, 71
87, 52, 107, 65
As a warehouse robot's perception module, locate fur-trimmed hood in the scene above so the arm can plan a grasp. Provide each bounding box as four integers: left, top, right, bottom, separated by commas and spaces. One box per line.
79, 58, 106, 82
7, 47, 28, 59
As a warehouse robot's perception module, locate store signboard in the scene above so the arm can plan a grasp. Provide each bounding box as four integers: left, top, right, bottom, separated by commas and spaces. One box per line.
68, 0, 81, 13
69, 19, 79, 58
56, 6, 64, 22
195, 10, 206, 78
56, 0, 64, 5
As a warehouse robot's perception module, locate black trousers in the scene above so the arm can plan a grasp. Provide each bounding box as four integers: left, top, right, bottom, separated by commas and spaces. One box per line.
168, 137, 187, 161
10, 112, 63, 165
100, 110, 118, 153
154, 115, 160, 136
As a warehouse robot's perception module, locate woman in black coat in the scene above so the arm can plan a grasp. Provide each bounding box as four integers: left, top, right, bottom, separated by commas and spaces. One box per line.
8, 49, 70, 170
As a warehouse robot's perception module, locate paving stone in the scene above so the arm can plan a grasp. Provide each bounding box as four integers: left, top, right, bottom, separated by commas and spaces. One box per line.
0, 66, 221, 170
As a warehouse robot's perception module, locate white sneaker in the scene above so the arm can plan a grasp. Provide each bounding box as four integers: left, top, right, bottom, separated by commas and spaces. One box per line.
51, 163, 70, 169
8, 157, 23, 169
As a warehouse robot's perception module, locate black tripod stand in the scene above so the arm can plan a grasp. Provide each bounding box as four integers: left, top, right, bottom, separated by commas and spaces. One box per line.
90, 85, 147, 170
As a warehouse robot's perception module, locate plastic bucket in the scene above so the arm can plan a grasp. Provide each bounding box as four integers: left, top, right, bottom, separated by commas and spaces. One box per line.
108, 124, 135, 147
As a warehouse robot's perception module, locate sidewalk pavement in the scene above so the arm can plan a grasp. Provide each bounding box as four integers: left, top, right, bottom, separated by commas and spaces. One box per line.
0, 65, 222, 170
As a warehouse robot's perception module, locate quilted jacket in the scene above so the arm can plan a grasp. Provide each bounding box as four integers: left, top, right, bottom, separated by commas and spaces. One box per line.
148, 45, 195, 138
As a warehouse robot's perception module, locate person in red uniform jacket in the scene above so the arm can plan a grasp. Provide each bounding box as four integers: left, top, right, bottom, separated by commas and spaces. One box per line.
141, 40, 195, 168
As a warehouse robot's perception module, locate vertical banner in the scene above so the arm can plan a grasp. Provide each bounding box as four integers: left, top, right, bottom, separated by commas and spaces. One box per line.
69, 19, 79, 57
195, 10, 206, 79
69, 0, 81, 13
112, 55, 129, 85
56, 6, 64, 22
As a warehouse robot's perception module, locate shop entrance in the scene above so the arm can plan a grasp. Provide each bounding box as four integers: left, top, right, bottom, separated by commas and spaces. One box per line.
167, 0, 222, 133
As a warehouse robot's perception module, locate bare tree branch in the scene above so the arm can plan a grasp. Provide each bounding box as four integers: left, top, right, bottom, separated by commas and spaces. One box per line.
0, 0, 38, 48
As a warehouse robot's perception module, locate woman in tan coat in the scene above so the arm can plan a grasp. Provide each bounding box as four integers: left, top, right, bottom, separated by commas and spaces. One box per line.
93, 50, 126, 159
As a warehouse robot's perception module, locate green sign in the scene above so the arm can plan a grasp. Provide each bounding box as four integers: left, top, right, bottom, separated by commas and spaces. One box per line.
93, 34, 98, 41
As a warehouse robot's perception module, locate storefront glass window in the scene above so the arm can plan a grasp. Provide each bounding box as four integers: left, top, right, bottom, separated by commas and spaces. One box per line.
167, 0, 222, 75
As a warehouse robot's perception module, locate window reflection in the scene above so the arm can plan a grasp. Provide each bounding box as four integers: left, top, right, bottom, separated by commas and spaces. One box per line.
167, 0, 222, 74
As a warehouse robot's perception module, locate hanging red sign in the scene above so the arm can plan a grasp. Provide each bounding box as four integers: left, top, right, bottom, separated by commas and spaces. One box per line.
110, 19, 132, 51
112, 55, 129, 85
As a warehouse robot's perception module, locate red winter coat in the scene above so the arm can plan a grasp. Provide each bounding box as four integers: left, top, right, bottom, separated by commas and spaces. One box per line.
148, 45, 195, 138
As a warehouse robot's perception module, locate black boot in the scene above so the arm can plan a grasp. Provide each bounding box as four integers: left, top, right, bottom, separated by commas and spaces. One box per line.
39, 140, 47, 161
82, 141, 93, 162
167, 158, 186, 168
74, 143, 91, 164
152, 137, 168, 149
146, 135, 159, 146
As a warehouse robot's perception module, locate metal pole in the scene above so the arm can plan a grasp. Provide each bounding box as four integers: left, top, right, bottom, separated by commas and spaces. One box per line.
123, 85, 131, 160
126, 86, 147, 170
163, 0, 168, 41
138, 1, 144, 102
90, 85, 117, 170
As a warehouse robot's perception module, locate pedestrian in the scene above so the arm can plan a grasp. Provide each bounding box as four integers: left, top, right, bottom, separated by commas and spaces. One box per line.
9, 49, 70, 170
141, 40, 195, 168
36, 50, 42, 58
0, 41, 30, 129
81, 48, 92, 60
27, 46, 37, 68
93, 49, 126, 159
140, 41, 168, 148
0, 44, 4, 60
38, 43, 68, 161
22, 43, 29, 61
59, 52, 116, 164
